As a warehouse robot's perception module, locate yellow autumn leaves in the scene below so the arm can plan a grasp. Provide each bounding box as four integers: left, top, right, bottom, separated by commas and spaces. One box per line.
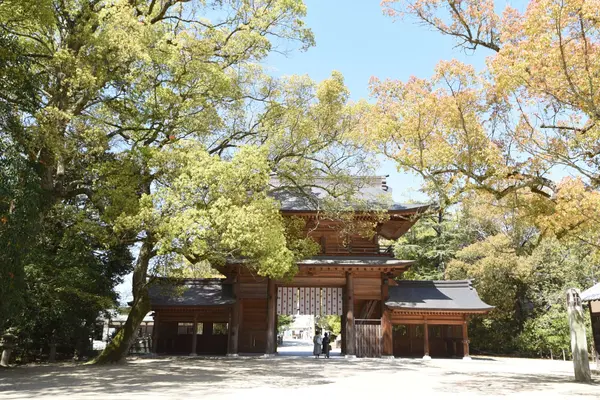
363, 0, 600, 244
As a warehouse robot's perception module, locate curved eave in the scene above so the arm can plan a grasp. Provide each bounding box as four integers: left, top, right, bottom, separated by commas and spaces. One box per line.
298, 258, 414, 267
389, 204, 431, 215
279, 204, 431, 216
386, 304, 495, 314
150, 301, 236, 308
379, 205, 431, 240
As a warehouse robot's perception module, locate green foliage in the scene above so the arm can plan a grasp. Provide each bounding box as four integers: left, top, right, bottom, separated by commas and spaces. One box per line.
517, 306, 572, 356
0, 139, 41, 332
121, 142, 311, 279
283, 216, 322, 262
0, 0, 353, 363
278, 315, 295, 333
315, 315, 341, 336
395, 209, 472, 280
13, 202, 132, 360
445, 222, 597, 355
394, 194, 599, 357
0, 0, 421, 365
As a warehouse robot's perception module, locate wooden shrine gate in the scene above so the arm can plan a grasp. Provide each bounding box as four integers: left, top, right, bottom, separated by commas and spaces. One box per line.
277, 287, 343, 315
355, 319, 382, 358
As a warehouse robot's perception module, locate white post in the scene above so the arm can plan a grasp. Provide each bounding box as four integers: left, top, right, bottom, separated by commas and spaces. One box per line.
566, 288, 591, 383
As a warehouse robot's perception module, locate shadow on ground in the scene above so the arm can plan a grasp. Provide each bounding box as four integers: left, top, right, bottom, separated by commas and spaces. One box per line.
436, 369, 598, 396
0, 357, 419, 398
1, 356, 598, 399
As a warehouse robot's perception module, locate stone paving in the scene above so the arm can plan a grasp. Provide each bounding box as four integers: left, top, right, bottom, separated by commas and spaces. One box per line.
0, 343, 598, 399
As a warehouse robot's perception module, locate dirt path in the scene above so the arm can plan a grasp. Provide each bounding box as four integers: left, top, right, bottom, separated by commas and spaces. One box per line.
0, 356, 598, 399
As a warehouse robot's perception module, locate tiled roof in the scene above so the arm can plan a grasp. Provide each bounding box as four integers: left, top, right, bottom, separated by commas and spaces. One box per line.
148, 279, 235, 307
386, 280, 494, 312
269, 176, 430, 212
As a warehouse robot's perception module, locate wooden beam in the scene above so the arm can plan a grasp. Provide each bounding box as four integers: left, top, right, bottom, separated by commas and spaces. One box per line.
345, 272, 356, 357
276, 277, 347, 287
265, 279, 276, 354
423, 320, 431, 360
381, 276, 393, 357
152, 312, 159, 353
392, 318, 465, 325
359, 300, 378, 319
341, 291, 347, 355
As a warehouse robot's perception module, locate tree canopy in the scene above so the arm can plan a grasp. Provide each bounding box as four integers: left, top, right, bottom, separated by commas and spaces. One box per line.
374, 0, 600, 357
1, 0, 372, 363
368, 0, 600, 246
2, 0, 599, 364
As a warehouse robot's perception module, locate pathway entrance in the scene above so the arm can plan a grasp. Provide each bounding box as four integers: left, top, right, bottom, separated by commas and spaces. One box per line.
276, 286, 344, 357
277, 338, 342, 357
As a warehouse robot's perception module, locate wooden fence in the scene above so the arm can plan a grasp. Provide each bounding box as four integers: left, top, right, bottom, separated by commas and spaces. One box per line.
355, 319, 382, 358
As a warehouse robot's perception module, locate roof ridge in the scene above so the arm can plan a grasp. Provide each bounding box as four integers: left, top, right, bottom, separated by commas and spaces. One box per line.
395, 279, 473, 285
151, 277, 226, 284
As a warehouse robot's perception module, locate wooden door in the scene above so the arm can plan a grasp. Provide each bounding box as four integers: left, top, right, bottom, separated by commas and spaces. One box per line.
355, 320, 381, 358
392, 324, 424, 357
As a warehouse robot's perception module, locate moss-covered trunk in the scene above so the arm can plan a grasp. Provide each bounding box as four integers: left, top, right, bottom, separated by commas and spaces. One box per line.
93, 236, 154, 364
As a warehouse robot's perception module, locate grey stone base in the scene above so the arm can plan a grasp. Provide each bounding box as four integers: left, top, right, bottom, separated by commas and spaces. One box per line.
463, 356, 472, 361
189, 353, 197, 357
345, 354, 357, 359
381, 355, 395, 359
226, 353, 239, 357
422, 355, 432, 360
262, 353, 277, 358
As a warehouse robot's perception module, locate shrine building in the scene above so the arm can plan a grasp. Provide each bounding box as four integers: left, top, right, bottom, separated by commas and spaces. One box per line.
148, 177, 493, 358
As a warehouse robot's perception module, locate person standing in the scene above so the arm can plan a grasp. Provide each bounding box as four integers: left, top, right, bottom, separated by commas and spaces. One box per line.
313, 331, 322, 359
322, 332, 330, 359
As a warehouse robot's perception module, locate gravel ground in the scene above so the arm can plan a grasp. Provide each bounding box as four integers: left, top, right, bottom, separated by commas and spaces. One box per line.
1, 351, 599, 399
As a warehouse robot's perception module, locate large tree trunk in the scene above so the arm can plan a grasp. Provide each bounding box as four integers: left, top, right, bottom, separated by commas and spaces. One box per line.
93, 236, 154, 364
566, 288, 591, 383
48, 343, 56, 363
48, 330, 57, 363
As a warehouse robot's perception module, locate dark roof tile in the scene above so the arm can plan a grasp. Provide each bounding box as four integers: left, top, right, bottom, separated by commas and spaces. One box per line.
269, 176, 430, 212
386, 280, 494, 312
148, 279, 235, 307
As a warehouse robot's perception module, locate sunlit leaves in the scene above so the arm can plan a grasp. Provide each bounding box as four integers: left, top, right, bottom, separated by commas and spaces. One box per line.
364, 60, 506, 206
374, 0, 600, 244
127, 142, 303, 278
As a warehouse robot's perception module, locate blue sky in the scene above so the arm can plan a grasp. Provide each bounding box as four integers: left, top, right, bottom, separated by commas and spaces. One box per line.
264, 0, 491, 203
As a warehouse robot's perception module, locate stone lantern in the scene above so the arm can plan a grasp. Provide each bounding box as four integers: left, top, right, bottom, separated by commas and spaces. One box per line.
0, 328, 17, 367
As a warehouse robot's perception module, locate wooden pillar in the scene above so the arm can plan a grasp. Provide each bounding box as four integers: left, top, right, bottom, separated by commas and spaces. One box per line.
381, 275, 393, 357
423, 321, 431, 360
266, 278, 276, 355
462, 318, 471, 360
190, 313, 198, 356
227, 283, 240, 356
151, 312, 159, 353
345, 272, 356, 357
341, 298, 347, 355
